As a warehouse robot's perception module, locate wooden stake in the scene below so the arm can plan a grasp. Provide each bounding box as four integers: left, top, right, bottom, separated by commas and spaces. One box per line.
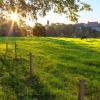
78, 79, 84, 100
15, 42, 17, 59
29, 52, 33, 78
5, 43, 8, 59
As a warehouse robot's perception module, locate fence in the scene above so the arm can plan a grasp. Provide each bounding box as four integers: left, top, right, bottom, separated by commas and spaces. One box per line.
0, 42, 31, 77
78, 80, 100, 100
0, 42, 100, 100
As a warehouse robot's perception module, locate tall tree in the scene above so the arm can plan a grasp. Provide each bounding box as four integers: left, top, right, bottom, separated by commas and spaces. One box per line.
33, 23, 46, 36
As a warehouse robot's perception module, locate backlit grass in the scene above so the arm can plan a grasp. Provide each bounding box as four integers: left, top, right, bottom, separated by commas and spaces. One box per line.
0, 37, 100, 100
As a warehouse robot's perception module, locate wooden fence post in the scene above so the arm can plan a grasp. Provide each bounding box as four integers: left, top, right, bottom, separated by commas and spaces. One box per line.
29, 52, 33, 78
5, 42, 8, 56
78, 79, 84, 100
15, 42, 17, 59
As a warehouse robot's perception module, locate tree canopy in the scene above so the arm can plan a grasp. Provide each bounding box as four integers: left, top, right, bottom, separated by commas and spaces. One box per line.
0, 0, 91, 25
33, 23, 46, 36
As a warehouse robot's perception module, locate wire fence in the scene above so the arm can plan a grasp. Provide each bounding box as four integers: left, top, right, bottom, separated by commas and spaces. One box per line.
0, 42, 100, 100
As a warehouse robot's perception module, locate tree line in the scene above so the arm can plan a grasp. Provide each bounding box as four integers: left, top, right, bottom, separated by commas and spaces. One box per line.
32, 23, 100, 38
0, 22, 100, 38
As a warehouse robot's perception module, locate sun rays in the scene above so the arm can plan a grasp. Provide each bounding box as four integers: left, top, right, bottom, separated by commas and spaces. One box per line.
1, 4, 34, 36
10, 12, 19, 22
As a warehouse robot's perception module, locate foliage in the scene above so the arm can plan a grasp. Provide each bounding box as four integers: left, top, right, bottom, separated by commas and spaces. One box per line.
46, 23, 75, 37
0, 37, 100, 100
33, 23, 46, 36
0, 0, 91, 23
45, 23, 100, 38
0, 22, 22, 36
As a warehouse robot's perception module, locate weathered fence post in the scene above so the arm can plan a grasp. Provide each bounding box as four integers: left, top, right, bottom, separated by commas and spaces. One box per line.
15, 42, 17, 59
5, 42, 8, 58
78, 79, 84, 100
29, 52, 33, 78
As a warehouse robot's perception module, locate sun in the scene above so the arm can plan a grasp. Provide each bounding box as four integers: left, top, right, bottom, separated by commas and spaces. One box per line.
10, 12, 19, 22
8, 11, 34, 27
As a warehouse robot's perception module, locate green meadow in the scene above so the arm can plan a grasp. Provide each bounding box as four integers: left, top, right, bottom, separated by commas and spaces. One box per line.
0, 37, 100, 100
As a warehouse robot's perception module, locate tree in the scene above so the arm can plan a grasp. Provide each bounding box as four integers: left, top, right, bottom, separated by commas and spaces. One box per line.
33, 23, 46, 36
46, 23, 75, 37
0, 0, 91, 24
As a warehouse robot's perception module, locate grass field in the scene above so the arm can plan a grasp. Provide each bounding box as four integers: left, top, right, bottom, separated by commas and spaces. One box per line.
0, 37, 100, 100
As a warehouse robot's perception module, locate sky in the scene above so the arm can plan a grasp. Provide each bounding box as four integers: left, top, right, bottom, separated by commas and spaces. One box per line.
36, 0, 100, 25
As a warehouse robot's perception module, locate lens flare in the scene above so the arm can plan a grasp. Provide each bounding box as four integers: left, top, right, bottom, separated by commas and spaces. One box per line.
10, 12, 19, 22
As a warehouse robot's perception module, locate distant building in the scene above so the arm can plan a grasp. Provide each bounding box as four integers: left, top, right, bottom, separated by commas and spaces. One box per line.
75, 21, 100, 32
86, 21, 100, 32
45, 20, 50, 29
87, 22, 98, 27
75, 23, 85, 30
47, 20, 49, 25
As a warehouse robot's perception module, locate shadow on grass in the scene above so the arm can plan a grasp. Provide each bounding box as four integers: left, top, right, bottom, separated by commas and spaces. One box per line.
44, 38, 100, 53
0, 37, 100, 100
0, 55, 56, 100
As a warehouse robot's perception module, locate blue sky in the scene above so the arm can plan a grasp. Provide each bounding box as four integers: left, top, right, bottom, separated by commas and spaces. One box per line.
37, 0, 100, 25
